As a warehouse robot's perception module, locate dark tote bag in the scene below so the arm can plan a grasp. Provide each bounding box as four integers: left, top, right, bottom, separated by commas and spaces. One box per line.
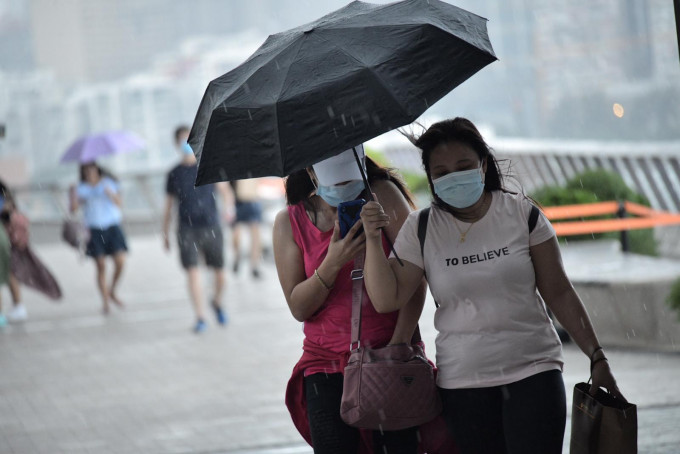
570, 382, 637, 454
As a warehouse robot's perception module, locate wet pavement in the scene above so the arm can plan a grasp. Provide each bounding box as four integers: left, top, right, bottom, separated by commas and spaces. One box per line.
1, 234, 679, 453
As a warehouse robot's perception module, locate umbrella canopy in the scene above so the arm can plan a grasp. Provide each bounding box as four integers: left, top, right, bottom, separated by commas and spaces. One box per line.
189, 0, 496, 185
60, 131, 145, 164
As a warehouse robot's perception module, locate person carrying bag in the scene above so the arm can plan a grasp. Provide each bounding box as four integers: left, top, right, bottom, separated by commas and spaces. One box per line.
570, 349, 637, 454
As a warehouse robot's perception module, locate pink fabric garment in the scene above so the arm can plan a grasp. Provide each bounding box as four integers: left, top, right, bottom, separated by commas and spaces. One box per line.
284, 203, 459, 453
288, 203, 398, 374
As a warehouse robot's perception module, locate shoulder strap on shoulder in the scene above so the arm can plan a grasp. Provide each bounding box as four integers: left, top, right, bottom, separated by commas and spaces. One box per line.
417, 207, 430, 258
528, 205, 540, 234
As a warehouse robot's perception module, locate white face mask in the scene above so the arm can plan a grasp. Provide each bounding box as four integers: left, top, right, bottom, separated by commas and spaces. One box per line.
432, 165, 484, 208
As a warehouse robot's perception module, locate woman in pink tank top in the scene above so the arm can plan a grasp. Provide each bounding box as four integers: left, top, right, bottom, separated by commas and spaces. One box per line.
273, 147, 428, 454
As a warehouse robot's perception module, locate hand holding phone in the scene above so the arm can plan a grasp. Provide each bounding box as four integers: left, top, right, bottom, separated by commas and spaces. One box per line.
338, 199, 366, 239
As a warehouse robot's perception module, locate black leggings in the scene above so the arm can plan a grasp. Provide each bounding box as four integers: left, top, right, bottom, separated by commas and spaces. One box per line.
304, 373, 418, 454
440, 370, 566, 454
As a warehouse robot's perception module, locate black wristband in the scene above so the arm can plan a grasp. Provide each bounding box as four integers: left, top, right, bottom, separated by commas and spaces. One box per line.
589, 346, 604, 362
590, 356, 608, 373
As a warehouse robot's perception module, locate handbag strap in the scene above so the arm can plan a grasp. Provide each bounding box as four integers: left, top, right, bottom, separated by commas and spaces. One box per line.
349, 250, 423, 349
350, 251, 366, 350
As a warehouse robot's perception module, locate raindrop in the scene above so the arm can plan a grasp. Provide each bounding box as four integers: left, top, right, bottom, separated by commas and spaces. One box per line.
327, 106, 335, 118
643, 303, 647, 311
579, 179, 583, 188
631, 329, 636, 337
247, 171, 253, 179
313, 383, 319, 396
193, 242, 198, 252
211, 229, 215, 238
222, 103, 228, 114
333, 128, 338, 138
247, 110, 253, 120
391, 209, 396, 219
275, 60, 280, 70
580, 317, 585, 329
219, 168, 227, 180
423, 98, 429, 108
243, 82, 251, 94
341, 114, 347, 126
351, 116, 356, 127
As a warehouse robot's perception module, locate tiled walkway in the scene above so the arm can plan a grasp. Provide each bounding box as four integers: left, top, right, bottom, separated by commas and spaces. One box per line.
1, 235, 679, 453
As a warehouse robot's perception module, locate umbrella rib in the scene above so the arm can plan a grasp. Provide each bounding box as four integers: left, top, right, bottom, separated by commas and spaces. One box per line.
312, 31, 411, 119
275, 39, 310, 175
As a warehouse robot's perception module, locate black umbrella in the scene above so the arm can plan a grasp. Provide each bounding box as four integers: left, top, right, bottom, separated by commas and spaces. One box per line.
189, 0, 496, 185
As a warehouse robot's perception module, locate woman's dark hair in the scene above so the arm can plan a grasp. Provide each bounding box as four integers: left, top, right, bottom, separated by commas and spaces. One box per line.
415, 117, 505, 196
284, 156, 415, 220
80, 163, 118, 183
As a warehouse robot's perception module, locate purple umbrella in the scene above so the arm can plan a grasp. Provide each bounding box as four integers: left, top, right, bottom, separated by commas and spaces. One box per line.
60, 131, 145, 163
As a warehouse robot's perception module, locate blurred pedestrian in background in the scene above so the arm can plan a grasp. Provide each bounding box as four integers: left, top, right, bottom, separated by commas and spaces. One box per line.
0, 180, 22, 324
0, 193, 10, 327
0, 179, 61, 323
230, 178, 263, 278
69, 162, 127, 314
162, 125, 234, 333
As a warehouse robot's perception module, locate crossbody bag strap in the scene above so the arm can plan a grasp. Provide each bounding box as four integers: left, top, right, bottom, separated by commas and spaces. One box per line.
417, 207, 439, 308
350, 251, 366, 350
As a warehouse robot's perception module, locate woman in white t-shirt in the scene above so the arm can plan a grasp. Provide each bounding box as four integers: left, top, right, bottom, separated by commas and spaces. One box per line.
359, 118, 626, 454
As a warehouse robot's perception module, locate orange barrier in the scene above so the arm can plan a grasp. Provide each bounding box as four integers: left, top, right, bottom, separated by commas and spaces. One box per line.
542, 200, 680, 236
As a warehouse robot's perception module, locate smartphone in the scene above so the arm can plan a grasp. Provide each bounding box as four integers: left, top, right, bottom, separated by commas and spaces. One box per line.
338, 199, 366, 239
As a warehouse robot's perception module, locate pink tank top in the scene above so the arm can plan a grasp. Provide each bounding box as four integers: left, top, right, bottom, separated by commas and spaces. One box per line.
288, 203, 399, 375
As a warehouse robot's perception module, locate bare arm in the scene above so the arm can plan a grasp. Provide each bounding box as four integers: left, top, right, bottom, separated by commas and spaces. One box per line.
215, 182, 235, 222
532, 236, 625, 400
161, 195, 174, 251
69, 185, 79, 213
273, 207, 366, 322
104, 182, 122, 207
364, 180, 427, 343
360, 187, 425, 313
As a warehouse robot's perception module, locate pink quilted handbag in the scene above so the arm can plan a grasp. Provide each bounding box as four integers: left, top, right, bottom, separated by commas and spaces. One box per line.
340, 253, 442, 431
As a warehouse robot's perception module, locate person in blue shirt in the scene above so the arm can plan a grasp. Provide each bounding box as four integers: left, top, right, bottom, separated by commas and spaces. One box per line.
69, 162, 128, 314
162, 125, 234, 333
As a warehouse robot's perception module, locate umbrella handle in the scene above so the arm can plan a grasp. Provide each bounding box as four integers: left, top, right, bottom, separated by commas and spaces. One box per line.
352, 147, 404, 267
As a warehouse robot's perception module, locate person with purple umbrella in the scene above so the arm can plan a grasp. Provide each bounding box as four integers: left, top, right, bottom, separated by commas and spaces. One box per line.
69, 162, 128, 314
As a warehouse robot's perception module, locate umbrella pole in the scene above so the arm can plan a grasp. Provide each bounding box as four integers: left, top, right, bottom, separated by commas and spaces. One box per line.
352, 147, 404, 267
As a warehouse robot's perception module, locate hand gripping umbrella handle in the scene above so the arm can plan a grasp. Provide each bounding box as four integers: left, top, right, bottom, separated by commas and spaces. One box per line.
352, 147, 404, 267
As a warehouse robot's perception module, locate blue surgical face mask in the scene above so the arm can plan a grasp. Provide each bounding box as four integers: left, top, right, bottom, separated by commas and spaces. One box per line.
432, 166, 485, 209
180, 141, 194, 155
316, 180, 364, 207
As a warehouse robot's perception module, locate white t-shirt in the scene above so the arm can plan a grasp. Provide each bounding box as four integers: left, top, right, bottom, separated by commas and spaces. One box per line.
393, 191, 564, 389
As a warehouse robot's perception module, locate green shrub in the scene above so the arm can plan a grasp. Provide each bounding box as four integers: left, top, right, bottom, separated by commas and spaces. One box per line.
531, 169, 657, 256
667, 277, 680, 321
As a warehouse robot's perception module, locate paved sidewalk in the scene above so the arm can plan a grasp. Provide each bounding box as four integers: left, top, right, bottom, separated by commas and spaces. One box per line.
1, 235, 679, 453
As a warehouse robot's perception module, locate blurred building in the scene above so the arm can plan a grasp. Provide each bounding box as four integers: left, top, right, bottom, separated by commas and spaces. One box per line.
27, 0, 339, 84
0, 32, 262, 183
